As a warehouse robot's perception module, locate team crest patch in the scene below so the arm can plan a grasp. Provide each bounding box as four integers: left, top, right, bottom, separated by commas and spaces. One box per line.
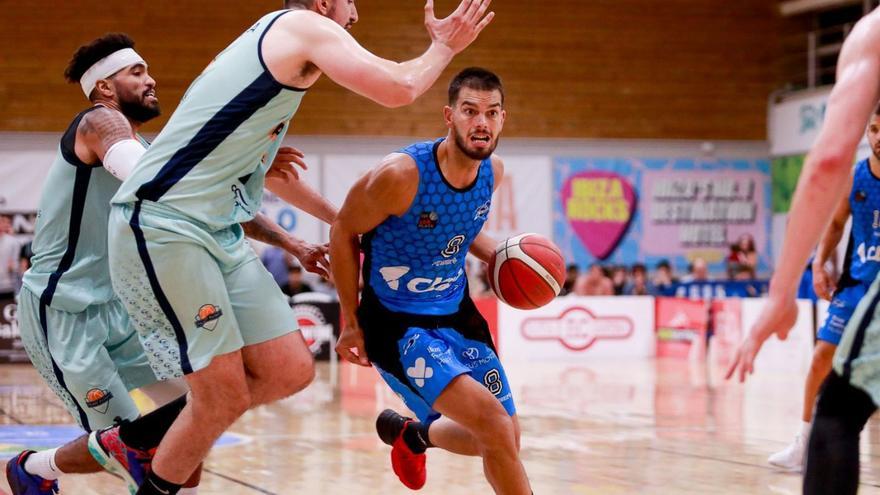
85, 388, 113, 414
474, 200, 491, 221
195, 304, 224, 331
418, 211, 439, 229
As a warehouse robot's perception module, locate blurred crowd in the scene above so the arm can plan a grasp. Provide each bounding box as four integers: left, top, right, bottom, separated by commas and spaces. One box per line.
465, 234, 762, 299
1, 214, 762, 303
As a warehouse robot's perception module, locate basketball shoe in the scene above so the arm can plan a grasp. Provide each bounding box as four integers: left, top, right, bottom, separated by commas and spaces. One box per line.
767, 433, 806, 472
376, 409, 427, 490
5, 451, 58, 495
88, 425, 152, 495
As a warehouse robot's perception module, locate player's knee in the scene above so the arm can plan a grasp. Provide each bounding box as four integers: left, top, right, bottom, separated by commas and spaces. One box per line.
276, 358, 315, 398
471, 408, 517, 451
192, 378, 251, 420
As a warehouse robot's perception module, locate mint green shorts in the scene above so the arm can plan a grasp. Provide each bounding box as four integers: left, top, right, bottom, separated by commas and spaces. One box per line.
108, 201, 298, 379
17, 287, 156, 431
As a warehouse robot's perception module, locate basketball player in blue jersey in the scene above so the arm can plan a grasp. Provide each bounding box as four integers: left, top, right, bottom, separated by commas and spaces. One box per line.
768, 118, 880, 472
6, 34, 334, 495
106, 1, 494, 493
331, 68, 531, 494
727, 8, 880, 493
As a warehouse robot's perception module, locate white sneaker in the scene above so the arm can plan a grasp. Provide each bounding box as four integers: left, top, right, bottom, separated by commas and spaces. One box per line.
768, 434, 806, 472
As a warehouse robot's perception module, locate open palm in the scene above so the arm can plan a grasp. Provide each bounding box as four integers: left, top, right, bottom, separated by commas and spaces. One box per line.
424, 0, 495, 55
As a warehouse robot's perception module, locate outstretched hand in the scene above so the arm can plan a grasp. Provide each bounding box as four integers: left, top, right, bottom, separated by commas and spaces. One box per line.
292, 242, 331, 280
336, 323, 370, 367
425, 0, 495, 55
267, 146, 308, 183
725, 294, 799, 383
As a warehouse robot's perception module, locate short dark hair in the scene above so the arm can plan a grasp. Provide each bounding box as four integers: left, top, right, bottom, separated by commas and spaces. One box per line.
64, 33, 136, 84
631, 263, 647, 275
656, 259, 671, 271
448, 67, 504, 106
283, 0, 315, 8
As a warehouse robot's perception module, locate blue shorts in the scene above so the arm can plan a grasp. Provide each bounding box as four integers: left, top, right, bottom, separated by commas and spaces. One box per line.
358, 289, 515, 425
819, 284, 868, 345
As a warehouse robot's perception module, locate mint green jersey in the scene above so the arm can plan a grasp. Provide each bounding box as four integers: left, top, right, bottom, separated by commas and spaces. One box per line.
22, 107, 148, 313
112, 10, 307, 230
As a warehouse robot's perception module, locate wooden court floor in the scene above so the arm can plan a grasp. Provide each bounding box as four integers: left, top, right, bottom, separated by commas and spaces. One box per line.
2, 358, 880, 494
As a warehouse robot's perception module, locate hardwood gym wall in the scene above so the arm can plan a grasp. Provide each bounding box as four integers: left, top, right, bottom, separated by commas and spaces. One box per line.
0, 1, 804, 140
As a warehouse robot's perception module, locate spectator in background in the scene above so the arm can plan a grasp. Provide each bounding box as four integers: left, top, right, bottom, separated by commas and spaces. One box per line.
652, 259, 677, 295
261, 245, 294, 288
574, 263, 614, 296
681, 257, 710, 283
0, 214, 20, 300
727, 233, 758, 280
626, 263, 652, 296
280, 264, 314, 297
559, 263, 579, 296
15, 241, 33, 295
610, 265, 628, 295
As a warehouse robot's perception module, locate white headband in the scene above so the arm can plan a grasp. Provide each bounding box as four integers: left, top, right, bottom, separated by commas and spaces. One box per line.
80, 48, 147, 98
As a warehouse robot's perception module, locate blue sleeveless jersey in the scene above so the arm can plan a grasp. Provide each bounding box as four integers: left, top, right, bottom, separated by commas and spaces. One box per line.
364, 139, 494, 315
844, 159, 880, 286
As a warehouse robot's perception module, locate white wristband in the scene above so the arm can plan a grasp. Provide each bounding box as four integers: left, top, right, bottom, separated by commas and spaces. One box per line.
102, 139, 146, 181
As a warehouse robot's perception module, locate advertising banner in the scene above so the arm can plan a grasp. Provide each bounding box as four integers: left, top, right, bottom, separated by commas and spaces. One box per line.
554, 157, 772, 275
498, 296, 655, 361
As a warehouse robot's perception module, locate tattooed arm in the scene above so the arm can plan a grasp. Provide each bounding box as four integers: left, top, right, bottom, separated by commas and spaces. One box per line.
76, 107, 144, 180
241, 213, 330, 279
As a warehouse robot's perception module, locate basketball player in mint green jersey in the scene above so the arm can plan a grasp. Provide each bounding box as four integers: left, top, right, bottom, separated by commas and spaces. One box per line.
7, 33, 335, 495
331, 68, 531, 494
108, 1, 494, 493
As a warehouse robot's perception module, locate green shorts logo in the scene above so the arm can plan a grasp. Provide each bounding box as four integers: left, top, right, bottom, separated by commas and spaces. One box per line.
85, 388, 113, 414
195, 304, 223, 331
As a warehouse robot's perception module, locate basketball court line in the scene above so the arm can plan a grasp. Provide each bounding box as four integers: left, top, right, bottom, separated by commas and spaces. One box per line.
203, 467, 278, 495
0, 408, 23, 425
646, 446, 880, 488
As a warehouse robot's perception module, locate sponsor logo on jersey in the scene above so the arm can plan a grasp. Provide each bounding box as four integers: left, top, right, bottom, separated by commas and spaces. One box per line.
521, 307, 634, 351
85, 388, 113, 414
195, 304, 224, 331
442, 235, 466, 258
856, 242, 880, 264
269, 122, 286, 142
856, 191, 867, 202
379, 266, 464, 293
418, 211, 439, 229
474, 200, 491, 221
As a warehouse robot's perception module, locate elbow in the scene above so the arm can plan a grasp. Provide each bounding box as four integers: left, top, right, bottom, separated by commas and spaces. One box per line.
379, 79, 418, 108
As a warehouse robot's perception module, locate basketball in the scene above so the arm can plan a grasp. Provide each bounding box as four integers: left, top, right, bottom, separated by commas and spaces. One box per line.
488, 233, 566, 309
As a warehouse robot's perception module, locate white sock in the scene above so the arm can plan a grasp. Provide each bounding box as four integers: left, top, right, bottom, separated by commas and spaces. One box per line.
179, 487, 199, 495
800, 420, 812, 439
23, 448, 63, 480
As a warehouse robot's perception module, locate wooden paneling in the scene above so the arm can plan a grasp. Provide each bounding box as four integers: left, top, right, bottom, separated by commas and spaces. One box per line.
0, 1, 805, 140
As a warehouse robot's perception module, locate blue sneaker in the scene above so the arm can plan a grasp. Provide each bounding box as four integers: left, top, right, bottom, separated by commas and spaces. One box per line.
5, 451, 59, 495
87, 426, 151, 495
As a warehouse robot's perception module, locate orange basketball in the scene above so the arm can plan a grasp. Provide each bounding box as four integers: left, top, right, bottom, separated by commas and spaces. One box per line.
488, 233, 566, 309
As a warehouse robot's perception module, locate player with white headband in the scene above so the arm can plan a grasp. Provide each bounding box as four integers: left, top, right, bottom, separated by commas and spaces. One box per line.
7, 32, 337, 495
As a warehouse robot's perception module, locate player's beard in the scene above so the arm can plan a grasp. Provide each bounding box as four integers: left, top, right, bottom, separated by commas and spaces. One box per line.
119, 95, 161, 124
453, 127, 498, 161
873, 143, 880, 162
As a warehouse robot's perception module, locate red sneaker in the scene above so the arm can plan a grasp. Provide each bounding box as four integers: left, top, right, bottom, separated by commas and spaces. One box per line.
390, 421, 426, 490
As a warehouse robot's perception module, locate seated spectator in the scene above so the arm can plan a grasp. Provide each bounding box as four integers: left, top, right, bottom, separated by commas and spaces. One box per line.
559, 263, 579, 296
727, 233, 758, 280
0, 214, 19, 300
280, 264, 314, 297
610, 265, 628, 295
652, 259, 677, 295
15, 241, 33, 295
626, 263, 652, 296
681, 257, 710, 283
261, 245, 293, 288
573, 263, 614, 296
